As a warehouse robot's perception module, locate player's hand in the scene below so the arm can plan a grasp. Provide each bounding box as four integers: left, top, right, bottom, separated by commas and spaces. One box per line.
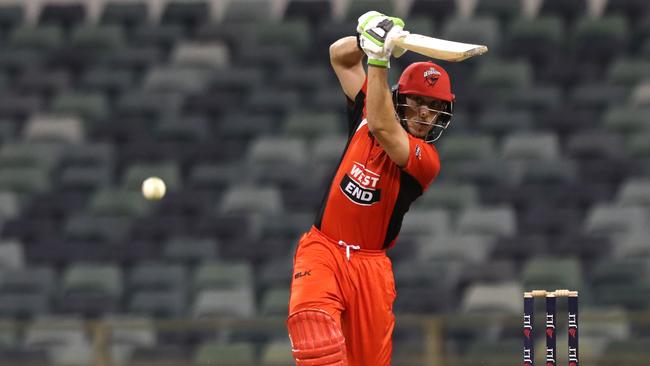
356, 11, 408, 68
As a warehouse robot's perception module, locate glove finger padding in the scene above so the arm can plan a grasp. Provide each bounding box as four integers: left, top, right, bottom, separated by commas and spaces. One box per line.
356, 10, 385, 34
357, 12, 407, 67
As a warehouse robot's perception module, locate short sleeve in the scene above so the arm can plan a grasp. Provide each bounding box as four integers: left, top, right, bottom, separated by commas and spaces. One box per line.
345, 78, 368, 139
403, 135, 441, 191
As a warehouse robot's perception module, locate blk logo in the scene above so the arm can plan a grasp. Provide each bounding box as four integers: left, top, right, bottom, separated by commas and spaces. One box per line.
294, 270, 311, 279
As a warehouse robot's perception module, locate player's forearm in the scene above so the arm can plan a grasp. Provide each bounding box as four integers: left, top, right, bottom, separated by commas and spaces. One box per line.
366, 66, 397, 135
329, 36, 364, 68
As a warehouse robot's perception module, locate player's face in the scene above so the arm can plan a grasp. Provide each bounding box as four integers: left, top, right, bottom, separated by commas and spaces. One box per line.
403, 95, 445, 138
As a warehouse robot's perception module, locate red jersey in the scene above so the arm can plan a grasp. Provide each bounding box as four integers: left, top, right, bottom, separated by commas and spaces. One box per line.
314, 80, 441, 250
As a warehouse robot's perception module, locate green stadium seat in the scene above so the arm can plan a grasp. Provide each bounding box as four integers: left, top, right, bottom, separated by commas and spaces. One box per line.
625, 132, 650, 160
131, 24, 185, 51
457, 206, 516, 237
407, 0, 457, 24
400, 209, 451, 238
9, 25, 63, 50
105, 316, 156, 365
51, 92, 110, 122
260, 340, 294, 366
161, 0, 210, 30
460, 339, 520, 366
0, 320, 16, 348
475, 0, 522, 24
219, 185, 284, 214
281, 111, 342, 139
617, 179, 650, 206
0, 167, 51, 196
441, 16, 500, 53
438, 135, 497, 161
413, 183, 479, 211
172, 41, 230, 69
64, 215, 132, 242
608, 59, 650, 86
417, 234, 494, 263
0, 4, 23, 37
522, 257, 582, 291
477, 109, 534, 137
71, 25, 125, 50
162, 237, 219, 264
23, 115, 85, 143
275, 65, 334, 93
501, 132, 560, 160
0, 240, 23, 270
260, 287, 289, 316
128, 289, 187, 317
402, 17, 435, 37
256, 20, 310, 53
192, 288, 255, 318
572, 16, 629, 61
504, 85, 563, 112
143, 66, 211, 94
474, 60, 533, 91
24, 316, 87, 350
188, 163, 242, 192
284, 0, 332, 24
631, 82, 650, 107
584, 205, 647, 236
87, 188, 151, 217
129, 262, 188, 292
247, 136, 308, 166
193, 342, 255, 366
603, 106, 650, 135
193, 261, 253, 292
519, 158, 578, 185
592, 283, 650, 310
60, 264, 123, 315
62, 264, 122, 296
312, 135, 346, 166
612, 231, 650, 259
155, 116, 211, 143
461, 281, 523, 314
100, 2, 149, 29
259, 256, 293, 290
345, 0, 394, 21
16, 68, 69, 97
80, 67, 135, 98
222, 0, 273, 23
598, 339, 650, 365
568, 83, 628, 112
0, 191, 19, 220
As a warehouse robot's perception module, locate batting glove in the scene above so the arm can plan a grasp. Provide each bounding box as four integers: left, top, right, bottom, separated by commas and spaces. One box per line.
356, 11, 408, 68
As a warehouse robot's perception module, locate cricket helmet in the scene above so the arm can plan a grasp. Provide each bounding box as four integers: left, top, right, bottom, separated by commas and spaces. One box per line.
392, 61, 455, 143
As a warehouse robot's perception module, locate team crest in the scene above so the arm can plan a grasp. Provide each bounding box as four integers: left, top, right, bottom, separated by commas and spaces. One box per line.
415, 145, 422, 160
423, 67, 441, 87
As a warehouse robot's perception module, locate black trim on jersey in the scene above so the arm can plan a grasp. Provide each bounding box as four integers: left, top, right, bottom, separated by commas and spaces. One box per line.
383, 170, 423, 248
314, 90, 366, 229
346, 91, 366, 139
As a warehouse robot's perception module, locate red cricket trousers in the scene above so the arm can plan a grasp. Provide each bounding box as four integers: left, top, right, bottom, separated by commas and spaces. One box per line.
288, 226, 396, 366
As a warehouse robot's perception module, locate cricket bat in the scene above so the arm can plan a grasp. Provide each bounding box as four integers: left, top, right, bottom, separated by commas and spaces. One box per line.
393, 33, 488, 62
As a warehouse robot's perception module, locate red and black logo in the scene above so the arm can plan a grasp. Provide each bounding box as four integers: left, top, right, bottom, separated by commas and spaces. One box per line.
423, 67, 441, 87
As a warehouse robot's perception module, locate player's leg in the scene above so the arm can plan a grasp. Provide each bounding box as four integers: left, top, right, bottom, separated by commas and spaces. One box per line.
287, 309, 347, 365
288, 232, 348, 365
342, 255, 396, 366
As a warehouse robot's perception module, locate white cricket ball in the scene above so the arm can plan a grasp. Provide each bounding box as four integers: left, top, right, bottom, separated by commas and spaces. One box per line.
141, 177, 166, 200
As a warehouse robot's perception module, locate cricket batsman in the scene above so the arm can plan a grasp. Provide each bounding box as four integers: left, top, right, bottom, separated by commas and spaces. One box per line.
287, 11, 455, 365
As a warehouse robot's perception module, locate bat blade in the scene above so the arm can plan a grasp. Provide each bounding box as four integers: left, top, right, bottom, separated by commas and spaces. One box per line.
393, 34, 488, 62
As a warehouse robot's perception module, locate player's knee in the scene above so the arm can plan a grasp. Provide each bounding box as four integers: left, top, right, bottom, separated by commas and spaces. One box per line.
287, 309, 347, 366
